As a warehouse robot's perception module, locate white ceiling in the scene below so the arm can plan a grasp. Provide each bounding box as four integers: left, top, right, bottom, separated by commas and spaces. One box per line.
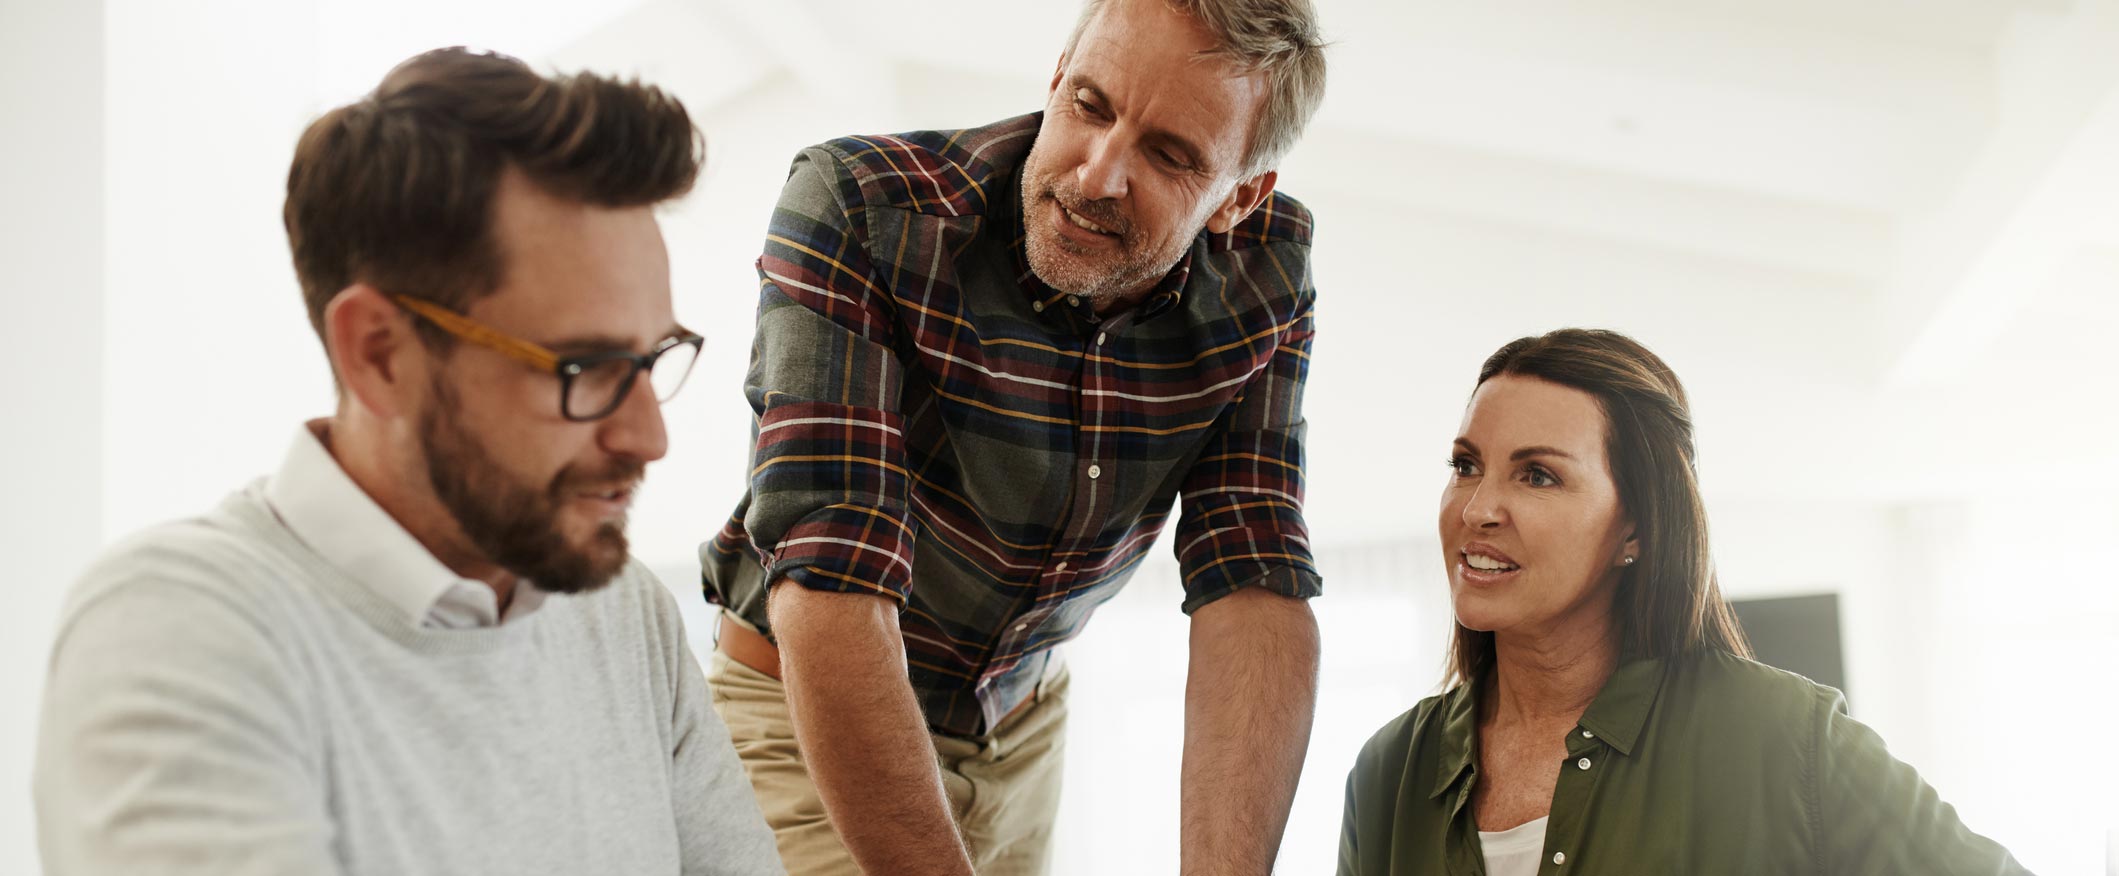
535, 0, 2119, 513
594, 0, 2119, 289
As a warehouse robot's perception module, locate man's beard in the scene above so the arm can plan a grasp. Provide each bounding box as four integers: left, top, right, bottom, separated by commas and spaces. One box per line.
1020, 161, 1192, 303
419, 378, 641, 594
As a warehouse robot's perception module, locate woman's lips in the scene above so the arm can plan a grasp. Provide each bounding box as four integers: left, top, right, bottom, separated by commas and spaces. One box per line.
1457, 541, 1521, 587
1456, 560, 1522, 588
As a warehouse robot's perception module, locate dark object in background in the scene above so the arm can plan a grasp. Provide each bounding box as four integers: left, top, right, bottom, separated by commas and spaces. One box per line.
1729, 593, 1847, 704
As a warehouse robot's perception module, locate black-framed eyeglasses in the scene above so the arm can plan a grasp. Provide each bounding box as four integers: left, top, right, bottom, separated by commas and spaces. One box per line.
392, 294, 704, 422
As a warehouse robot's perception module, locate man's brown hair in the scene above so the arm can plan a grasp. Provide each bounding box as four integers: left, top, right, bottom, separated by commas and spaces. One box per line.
284, 47, 703, 348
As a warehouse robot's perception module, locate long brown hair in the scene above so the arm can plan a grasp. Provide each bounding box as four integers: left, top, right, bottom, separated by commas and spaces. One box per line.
1447, 329, 1751, 687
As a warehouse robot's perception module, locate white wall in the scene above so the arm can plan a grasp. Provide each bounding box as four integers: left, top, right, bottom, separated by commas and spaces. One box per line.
0, 2, 103, 872
102, 0, 329, 540
1888, 498, 2119, 875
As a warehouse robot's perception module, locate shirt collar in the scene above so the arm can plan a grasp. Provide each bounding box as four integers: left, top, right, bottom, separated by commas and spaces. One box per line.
1429, 656, 1670, 800
1575, 656, 1667, 757
1431, 682, 1480, 801
264, 419, 545, 628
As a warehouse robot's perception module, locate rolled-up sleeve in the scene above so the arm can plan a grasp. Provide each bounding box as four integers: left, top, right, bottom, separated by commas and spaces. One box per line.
1172, 290, 1321, 614
741, 150, 916, 604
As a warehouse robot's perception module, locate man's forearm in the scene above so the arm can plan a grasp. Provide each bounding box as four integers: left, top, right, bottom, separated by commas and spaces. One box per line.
767, 583, 974, 876
1180, 586, 1321, 876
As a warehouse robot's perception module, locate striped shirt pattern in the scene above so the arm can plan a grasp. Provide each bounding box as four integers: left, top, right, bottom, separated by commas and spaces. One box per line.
701, 113, 1321, 737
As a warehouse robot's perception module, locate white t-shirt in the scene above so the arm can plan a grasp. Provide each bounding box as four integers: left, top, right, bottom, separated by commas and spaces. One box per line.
1478, 815, 1550, 876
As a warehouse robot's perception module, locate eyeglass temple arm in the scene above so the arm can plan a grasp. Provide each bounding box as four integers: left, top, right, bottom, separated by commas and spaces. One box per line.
390, 295, 560, 371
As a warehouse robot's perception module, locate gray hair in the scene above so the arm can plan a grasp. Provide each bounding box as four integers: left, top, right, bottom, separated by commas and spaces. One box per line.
1063, 0, 1328, 177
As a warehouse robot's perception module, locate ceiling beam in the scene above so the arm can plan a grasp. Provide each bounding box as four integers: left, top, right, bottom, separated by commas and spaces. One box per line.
1309, 1, 1994, 213
547, 0, 776, 116
1881, 0, 2119, 384
698, 0, 893, 116
1277, 123, 1890, 280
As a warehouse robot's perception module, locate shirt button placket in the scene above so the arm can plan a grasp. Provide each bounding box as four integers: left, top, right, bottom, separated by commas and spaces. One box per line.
1551, 730, 1595, 870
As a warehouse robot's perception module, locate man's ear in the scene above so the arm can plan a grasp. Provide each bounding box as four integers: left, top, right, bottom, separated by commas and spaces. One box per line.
1205, 169, 1278, 235
323, 284, 423, 421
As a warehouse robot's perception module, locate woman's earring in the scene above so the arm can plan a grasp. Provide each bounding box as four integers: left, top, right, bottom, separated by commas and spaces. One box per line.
1621, 556, 1636, 566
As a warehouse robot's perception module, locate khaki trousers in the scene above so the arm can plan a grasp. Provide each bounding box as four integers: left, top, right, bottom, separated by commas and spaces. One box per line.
706, 648, 1068, 876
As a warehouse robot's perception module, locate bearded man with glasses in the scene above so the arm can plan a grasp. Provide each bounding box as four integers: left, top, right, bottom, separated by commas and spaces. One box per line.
34, 48, 783, 876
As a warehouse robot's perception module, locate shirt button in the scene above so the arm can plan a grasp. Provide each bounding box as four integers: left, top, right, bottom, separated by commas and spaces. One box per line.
1067, 295, 1081, 306
1577, 757, 1593, 770
1032, 301, 1046, 313
1054, 561, 1068, 572
1087, 464, 1102, 479
1581, 730, 1595, 739
1553, 852, 1566, 865
1096, 331, 1107, 345
1015, 623, 1028, 632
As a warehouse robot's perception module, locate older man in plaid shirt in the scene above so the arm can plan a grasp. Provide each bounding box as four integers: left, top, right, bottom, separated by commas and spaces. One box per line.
700, 0, 1329, 872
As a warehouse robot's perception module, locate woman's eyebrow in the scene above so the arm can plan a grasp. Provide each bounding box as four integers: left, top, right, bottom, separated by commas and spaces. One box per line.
1510, 445, 1578, 463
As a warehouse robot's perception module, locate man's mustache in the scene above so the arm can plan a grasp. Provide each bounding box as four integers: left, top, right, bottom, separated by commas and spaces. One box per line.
1046, 185, 1130, 237
551, 460, 648, 497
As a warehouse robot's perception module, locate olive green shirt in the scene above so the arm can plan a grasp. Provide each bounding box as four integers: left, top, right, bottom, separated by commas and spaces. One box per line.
1338, 649, 2030, 875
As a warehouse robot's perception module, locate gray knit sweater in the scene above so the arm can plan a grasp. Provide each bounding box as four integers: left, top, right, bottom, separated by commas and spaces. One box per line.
35, 484, 785, 876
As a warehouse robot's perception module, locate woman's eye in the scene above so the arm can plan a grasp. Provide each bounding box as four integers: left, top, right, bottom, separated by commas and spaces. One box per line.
1447, 457, 1478, 478
1524, 467, 1558, 488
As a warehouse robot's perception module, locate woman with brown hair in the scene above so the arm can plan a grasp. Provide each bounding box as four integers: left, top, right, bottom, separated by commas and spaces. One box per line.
1336, 329, 2028, 875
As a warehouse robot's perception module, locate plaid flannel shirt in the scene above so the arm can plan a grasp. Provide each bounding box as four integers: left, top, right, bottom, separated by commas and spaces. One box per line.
701, 112, 1321, 737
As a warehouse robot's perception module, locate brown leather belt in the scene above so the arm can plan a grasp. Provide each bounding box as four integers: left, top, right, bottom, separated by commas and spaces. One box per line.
714, 611, 1040, 729
717, 613, 783, 680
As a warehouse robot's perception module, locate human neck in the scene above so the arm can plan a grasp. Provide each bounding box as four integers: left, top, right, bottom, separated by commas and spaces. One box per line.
319, 416, 522, 605
1090, 287, 1149, 316
1486, 616, 1619, 728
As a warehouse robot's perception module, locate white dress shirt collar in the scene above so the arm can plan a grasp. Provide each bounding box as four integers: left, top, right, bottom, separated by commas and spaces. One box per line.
264, 419, 547, 628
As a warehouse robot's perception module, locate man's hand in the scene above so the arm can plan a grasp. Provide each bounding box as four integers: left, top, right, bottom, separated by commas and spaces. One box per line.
768, 582, 976, 876
1180, 586, 1321, 875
